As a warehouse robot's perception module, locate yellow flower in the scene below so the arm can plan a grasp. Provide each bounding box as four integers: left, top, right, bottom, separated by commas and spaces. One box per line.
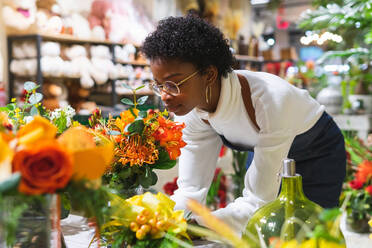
281, 240, 299, 248
17, 116, 57, 146
58, 126, 114, 181
319, 239, 345, 248
105, 192, 188, 240
0, 136, 13, 182
11, 98, 16, 103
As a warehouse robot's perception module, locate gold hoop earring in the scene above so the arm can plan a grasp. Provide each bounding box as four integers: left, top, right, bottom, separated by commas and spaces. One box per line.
205, 84, 212, 104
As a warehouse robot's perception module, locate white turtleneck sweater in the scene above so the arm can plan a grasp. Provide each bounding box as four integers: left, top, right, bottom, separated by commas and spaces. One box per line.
171, 70, 324, 233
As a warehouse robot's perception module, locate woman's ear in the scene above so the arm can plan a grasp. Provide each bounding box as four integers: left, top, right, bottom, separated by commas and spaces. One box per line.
204, 65, 219, 84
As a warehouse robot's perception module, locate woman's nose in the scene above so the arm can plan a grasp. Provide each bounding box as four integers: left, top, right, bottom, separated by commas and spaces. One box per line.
160, 91, 173, 102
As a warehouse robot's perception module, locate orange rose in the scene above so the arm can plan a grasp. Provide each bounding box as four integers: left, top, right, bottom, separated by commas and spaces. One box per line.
12, 140, 73, 195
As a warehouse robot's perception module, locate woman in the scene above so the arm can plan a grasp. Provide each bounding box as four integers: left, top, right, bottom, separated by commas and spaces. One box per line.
141, 15, 346, 233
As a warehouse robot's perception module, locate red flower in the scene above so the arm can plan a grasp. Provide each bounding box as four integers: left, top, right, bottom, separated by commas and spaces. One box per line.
163, 177, 178, 195
219, 146, 227, 157
349, 179, 363, 190
365, 185, 372, 196
356, 160, 372, 184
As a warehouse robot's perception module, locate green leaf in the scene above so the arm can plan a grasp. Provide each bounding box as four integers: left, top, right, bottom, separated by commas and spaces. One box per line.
24, 81, 37, 92
129, 108, 137, 118
152, 149, 177, 170
135, 85, 145, 91
6, 104, 15, 111
319, 208, 342, 222
121, 98, 134, 106
138, 111, 147, 118
150, 170, 158, 185
122, 82, 132, 90
137, 96, 149, 105
0, 173, 21, 194
127, 120, 144, 134
138, 170, 154, 188
28, 93, 43, 105
30, 106, 39, 116
118, 167, 132, 179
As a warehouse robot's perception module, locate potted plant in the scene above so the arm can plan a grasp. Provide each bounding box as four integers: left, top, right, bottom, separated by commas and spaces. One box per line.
299, 0, 372, 113
344, 134, 372, 233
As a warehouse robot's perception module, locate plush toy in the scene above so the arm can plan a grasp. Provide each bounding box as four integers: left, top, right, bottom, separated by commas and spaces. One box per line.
40, 42, 65, 77
2, 0, 37, 31
36, 9, 63, 34
90, 45, 117, 85
88, 0, 113, 40
63, 45, 95, 89
88, 0, 154, 44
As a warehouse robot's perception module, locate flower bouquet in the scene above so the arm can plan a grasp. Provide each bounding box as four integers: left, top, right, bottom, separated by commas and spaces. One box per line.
89, 84, 186, 195
344, 134, 372, 233
0, 82, 114, 247
101, 192, 191, 247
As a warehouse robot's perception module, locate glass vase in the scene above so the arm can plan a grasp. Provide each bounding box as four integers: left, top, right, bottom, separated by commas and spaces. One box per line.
0, 194, 61, 248
243, 159, 322, 247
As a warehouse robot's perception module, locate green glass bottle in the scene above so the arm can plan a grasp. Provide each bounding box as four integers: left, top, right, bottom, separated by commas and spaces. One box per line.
243, 158, 323, 247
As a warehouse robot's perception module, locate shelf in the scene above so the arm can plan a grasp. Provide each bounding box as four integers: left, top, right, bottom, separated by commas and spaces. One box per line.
116, 61, 150, 66
117, 90, 154, 95
7, 32, 140, 47
235, 55, 264, 62
13, 74, 80, 80
234, 55, 297, 64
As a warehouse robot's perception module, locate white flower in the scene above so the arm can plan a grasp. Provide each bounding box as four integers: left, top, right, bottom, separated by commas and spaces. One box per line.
24, 116, 34, 124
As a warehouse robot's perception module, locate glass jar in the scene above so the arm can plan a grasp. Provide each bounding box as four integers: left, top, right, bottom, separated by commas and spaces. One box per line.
0, 194, 61, 248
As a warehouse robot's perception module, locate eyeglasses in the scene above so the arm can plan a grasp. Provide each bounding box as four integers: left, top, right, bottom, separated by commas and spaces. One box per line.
149, 70, 199, 96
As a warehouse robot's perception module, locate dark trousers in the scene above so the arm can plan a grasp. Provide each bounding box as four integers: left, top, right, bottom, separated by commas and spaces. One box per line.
220, 112, 346, 208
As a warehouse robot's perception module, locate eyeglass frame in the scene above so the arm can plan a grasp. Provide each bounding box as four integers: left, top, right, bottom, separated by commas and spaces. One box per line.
149, 70, 200, 96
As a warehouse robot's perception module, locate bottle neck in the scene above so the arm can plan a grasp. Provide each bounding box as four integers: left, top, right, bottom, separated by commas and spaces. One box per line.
278, 175, 307, 201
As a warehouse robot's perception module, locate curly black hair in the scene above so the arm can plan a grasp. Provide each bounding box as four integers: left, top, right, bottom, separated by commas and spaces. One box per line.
141, 15, 235, 77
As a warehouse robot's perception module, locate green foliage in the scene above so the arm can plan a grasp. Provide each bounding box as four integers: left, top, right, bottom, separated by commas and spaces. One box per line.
101, 227, 188, 248
152, 149, 177, 170
206, 170, 223, 207
121, 98, 135, 106
231, 151, 248, 199
127, 120, 145, 134
300, 0, 372, 94
64, 180, 112, 227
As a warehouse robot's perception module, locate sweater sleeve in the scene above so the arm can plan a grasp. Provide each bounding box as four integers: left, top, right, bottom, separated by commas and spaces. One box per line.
211, 94, 297, 234
170, 110, 223, 213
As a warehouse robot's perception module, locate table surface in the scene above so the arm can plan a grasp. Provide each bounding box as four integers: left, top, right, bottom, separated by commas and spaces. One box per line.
62, 214, 372, 248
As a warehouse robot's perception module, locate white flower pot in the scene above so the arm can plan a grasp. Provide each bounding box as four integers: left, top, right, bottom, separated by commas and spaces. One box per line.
316, 86, 343, 115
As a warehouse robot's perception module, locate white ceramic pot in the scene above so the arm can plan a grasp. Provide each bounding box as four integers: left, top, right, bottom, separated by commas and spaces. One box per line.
349, 94, 372, 114
316, 85, 343, 115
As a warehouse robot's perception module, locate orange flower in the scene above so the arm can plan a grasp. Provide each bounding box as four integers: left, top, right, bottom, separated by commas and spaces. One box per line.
153, 116, 186, 160
115, 109, 139, 133
356, 160, 372, 184
117, 134, 159, 167
12, 140, 73, 195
